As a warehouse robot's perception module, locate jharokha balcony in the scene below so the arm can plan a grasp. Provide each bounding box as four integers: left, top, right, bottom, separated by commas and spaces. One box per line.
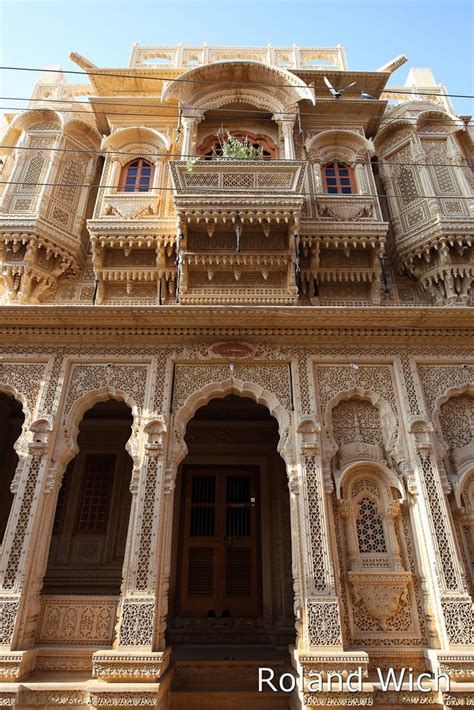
170, 159, 307, 224
170, 160, 307, 305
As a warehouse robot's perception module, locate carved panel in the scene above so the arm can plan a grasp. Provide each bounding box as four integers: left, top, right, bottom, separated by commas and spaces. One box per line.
441, 600, 474, 645
0, 362, 46, 416
172, 362, 292, 412
3, 454, 43, 590
315, 364, 399, 422
118, 598, 155, 646
418, 364, 473, 415
439, 394, 474, 452
135, 458, 161, 592
63, 363, 149, 418
37, 596, 117, 645
306, 599, 342, 646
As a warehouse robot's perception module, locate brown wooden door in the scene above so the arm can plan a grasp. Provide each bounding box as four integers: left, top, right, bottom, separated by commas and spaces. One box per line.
178, 465, 260, 617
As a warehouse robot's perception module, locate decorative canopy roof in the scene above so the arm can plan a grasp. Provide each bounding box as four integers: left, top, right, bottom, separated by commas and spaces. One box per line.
161, 60, 316, 114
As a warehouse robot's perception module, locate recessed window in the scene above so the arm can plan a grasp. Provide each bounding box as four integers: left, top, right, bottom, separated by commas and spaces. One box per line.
322, 161, 356, 194
118, 159, 154, 192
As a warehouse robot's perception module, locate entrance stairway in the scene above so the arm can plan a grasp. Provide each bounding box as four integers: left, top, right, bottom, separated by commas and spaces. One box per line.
168, 645, 295, 709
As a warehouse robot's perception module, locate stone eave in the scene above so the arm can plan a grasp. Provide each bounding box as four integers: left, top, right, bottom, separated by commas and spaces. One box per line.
294, 70, 391, 98
302, 99, 388, 137
0, 305, 472, 332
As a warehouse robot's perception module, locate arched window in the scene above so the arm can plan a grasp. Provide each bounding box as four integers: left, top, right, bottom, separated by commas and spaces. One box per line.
118, 158, 154, 192
322, 162, 356, 194
199, 132, 277, 160
356, 496, 387, 553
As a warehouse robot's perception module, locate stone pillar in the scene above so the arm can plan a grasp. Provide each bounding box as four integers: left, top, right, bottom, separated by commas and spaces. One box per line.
293, 417, 369, 691
274, 115, 296, 159
0, 418, 53, 680
407, 420, 474, 657
180, 111, 203, 160
92, 416, 171, 683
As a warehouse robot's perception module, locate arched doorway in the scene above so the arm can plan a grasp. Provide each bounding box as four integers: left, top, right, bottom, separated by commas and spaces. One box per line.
43, 399, 133, 595
167, 395, 295, 647
0, 392, 25, 545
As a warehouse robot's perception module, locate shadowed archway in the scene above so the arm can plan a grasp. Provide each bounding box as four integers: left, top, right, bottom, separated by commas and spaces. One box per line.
167, 395, 295, 647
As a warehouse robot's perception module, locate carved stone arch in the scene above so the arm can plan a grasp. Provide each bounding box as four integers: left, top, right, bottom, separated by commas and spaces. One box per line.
415, 109, 461, 134
161, 60, 315, 114
57, 386, 141, 471
1, 109, 63, 161
102, 127, 170, 154
111, 142, 162, 169
6, 108, 63, 139
0, 382, 29, 422
325, 387, 399, 457
460, 466, 474, 508
0, 383, 30, 457
374, 118, 415, 154
171, 377, 292, 470
306, 129, 374, 163
338, 460, 404, 502
433, 383, 474, 502
62, 118, 102, 148
432, 382, 474, 446
192, 88, 289, 115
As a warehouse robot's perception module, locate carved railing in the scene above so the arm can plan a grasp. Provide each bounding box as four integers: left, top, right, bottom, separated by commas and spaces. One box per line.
171, 160, 306, 195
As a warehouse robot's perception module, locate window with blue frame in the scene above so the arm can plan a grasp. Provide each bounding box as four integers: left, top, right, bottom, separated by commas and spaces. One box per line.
322, 162, 356, 194
118, 158, 154, 192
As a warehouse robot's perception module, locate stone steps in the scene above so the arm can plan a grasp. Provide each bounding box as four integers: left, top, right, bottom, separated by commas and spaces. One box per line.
169, 655, 294, 709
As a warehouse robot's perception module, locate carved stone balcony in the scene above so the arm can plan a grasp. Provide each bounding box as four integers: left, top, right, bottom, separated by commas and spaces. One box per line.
0, 230, 80, 304
87, 190, 166, 237
170, 160, 307, 225
102, 192, 161, 220
90, 234, 177, 305
314, 194, 386, 233
393, 205, 474, 305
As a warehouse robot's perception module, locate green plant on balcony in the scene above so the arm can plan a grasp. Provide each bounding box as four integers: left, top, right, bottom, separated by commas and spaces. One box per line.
186, 129, 263, 171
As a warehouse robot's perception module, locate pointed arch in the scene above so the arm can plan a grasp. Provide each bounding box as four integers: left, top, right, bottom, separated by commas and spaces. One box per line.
172, 377, 291, 468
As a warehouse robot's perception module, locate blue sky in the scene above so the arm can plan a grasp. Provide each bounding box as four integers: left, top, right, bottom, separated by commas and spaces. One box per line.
1, 0, 473, 115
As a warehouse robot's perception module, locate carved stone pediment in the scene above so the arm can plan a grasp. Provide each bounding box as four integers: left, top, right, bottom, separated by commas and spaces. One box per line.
348, 571, 412, 631
338, 440, 385, 469
103, 193, 160, 220
316, 196, 375, 222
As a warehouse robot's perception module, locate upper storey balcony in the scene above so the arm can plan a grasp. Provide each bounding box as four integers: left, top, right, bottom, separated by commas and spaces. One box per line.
170, 159, 307, 226
0, 108, 100, 303
170, 160, 307, 305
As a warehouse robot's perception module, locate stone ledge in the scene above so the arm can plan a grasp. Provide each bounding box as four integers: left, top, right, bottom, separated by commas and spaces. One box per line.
0, 650, 37, 682
92, 649, 171, 682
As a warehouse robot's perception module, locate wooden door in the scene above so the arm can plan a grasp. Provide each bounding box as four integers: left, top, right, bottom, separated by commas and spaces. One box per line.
178, 465, 260, 617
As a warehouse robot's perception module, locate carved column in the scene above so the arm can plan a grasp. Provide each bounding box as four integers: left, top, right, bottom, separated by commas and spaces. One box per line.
180, 111, 203, 159
0, 419, 53, 680
92, 417, 171, 683
274, 115, 296, 159
408, 421, 473, 650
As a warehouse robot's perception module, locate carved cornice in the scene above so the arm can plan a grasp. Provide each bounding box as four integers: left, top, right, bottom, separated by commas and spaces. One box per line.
0, 305, 472, 331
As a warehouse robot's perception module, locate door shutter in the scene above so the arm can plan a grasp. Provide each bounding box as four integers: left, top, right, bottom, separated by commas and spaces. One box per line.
225, 546, 252, 597
187, 547, 214, 597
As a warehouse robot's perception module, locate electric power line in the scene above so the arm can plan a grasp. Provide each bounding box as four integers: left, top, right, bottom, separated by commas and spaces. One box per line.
0, 103, 470, 127
0, 64, 473, 100
1, 95, 472, 124
1, 178, 473, 202
1, 142, 472, 171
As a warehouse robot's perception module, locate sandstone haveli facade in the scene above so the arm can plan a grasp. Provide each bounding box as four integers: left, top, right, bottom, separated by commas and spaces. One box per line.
0, 43, 472, 709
